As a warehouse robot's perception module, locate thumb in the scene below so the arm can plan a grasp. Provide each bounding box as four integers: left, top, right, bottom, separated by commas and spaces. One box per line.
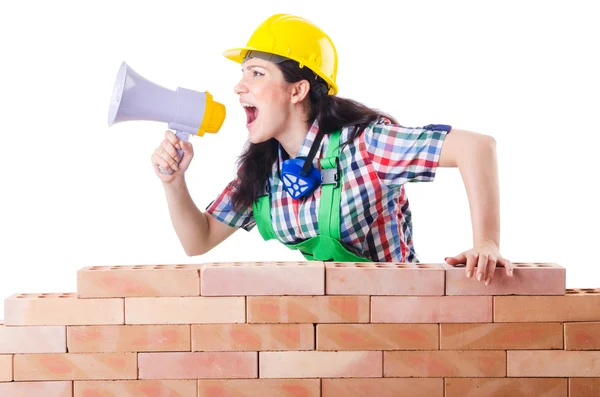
178, 141, 194, 168
181, 140, 193, 155
445, 253, 467, 266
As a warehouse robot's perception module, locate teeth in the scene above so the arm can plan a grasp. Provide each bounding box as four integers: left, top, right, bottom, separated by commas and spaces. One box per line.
241, 103, 256, 108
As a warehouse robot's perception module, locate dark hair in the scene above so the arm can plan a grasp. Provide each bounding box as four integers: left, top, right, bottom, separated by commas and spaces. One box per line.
230, 59, 399, 211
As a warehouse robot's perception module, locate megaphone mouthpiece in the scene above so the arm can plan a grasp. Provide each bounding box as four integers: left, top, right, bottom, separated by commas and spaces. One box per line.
198, 91, 226, 136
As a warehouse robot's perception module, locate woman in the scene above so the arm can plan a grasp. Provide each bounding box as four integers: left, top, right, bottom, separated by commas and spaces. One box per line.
150, 14, 513, 285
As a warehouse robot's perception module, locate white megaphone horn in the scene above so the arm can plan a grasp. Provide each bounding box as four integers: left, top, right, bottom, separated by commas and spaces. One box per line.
107, 61, 226, 174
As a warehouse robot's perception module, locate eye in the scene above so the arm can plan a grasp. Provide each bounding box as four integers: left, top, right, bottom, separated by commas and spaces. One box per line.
253, 70, 264, 77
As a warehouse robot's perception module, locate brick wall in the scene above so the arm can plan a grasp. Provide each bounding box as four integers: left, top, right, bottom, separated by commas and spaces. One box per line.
1, 261, 599, 396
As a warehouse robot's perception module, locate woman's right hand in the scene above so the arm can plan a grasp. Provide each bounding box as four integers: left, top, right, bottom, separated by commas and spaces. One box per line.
151, 130, 194, 184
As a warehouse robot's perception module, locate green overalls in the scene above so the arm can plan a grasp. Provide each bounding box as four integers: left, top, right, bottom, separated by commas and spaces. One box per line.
251, 129, 370, 262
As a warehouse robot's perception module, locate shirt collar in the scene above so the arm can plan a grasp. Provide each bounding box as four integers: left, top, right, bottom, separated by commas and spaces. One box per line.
278, 118, 323, 166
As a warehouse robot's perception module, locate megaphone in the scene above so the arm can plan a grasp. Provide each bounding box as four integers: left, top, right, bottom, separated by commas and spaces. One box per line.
107, 61, 226, 174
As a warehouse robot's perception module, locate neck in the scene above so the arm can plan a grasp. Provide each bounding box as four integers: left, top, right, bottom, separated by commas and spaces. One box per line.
276, 114, 312, 159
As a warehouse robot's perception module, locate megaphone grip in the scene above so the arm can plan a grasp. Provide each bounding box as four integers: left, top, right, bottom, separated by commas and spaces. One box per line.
159, 130, 190, 175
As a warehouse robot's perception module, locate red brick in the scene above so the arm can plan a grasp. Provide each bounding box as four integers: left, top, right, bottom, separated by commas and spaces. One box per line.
192, 324, 314, 351
317, 323, 438, 350
325, 262, 444, 295
125, 296, 245, 324
259, 351, 382, 378
138, 352, 257, 379
0, 354, 12, 381
74, 380, 196, 397
0, 381, 72, 396
201, 261, 324, 296
565, 322, 600, 350
443, 262, 565, 295
508, 351, 600, 377
77, 264, 201, 298
247, 296, 369, 323
371, 296, 492, 323
569, 378, 600, 397
197, 379, 320, 397
494, 289, 600, 322
384, 350, 506, 377
67, 325, 190, 352
440, 323, 563, 350
0, 324, 66, 353
4, 293, 124, 325
14, 352, 137, 380
445, 378, 567, 397
322, 378, 443, 397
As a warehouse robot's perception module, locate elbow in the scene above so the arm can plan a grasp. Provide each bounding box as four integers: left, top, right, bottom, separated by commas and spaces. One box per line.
468, 130, 496, 149
467, 131, 497, 154
482, 134, 497, 148
183, 244, 207, 257
478, 134, 497, 157
184, 241, 218, 257
463, 133, 498, 168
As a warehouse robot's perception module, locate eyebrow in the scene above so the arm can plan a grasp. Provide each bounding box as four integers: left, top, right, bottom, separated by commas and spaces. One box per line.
242, 65, 266, 71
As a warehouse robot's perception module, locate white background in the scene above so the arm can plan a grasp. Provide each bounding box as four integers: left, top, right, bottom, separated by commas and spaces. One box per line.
1, 0, 598, 318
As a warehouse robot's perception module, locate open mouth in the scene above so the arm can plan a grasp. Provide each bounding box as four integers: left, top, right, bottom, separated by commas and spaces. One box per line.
243, 104, 259, 126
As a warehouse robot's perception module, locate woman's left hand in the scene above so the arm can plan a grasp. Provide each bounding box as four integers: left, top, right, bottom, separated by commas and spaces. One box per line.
444, 242, 513, 285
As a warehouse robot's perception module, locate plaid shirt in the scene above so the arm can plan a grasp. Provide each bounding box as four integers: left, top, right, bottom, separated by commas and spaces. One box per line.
205, 118, 450, 262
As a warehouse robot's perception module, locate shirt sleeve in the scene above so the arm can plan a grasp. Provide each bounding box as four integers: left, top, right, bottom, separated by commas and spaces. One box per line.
205, 178, 256, 231
362, 118, 451, 188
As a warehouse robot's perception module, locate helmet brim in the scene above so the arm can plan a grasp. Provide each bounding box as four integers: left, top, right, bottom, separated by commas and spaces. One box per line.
223, 47, 338, 95
223, 47, 255, 64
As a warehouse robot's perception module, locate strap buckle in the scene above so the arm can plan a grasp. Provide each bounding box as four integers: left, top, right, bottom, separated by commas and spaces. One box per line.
258, 179, 270, 197
320, 157, 340, 188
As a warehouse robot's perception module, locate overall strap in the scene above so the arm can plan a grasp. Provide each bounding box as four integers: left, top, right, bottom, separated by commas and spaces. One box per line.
252, 129, 343, 242
253, 180, 278, 241
317, 129, 342, 240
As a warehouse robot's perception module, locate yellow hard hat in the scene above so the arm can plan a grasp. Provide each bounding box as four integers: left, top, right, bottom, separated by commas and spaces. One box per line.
223, 14, 339, 95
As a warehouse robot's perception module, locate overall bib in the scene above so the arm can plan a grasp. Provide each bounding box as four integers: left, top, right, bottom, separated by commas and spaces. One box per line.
252, 129, 370, 262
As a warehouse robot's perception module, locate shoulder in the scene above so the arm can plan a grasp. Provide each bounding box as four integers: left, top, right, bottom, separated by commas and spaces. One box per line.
361, 117, 452, 144
359, 117, 416, 146
366, 116, 452, 134
338, 117, 452, 157
359, 116, 451, 167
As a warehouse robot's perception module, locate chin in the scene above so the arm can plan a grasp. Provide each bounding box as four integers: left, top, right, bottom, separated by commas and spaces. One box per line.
247, 124, 274, 144
247, 130, 265, 144
248, 135, 263, 144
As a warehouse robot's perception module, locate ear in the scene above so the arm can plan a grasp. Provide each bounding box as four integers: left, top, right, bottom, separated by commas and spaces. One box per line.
290, 80, 310, 104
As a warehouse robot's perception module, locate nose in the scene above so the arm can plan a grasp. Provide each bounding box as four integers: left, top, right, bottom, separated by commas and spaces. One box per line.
234, 78, 248, 95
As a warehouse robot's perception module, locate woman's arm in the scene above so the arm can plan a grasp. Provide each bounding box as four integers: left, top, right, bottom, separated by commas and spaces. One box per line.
163, 179, 238, 256
438, 128, 513, 285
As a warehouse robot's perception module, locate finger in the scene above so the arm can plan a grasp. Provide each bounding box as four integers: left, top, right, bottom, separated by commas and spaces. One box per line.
151, 152, 173, 174
181, 140, 193, 155
476, 254, 488, 282
152, 151, 175, 173
445, 253, 466, 266
485, 256, 498, 285
457, 253, 476, 278
161, 140, 181, 164
177, 141, 194, 169
164, 130, 179, 144
153, 163, 167, 177
499, 258, 514, 276
165, 130, 182, 150
466, 253, 478, 279
157, 145, 180, 171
